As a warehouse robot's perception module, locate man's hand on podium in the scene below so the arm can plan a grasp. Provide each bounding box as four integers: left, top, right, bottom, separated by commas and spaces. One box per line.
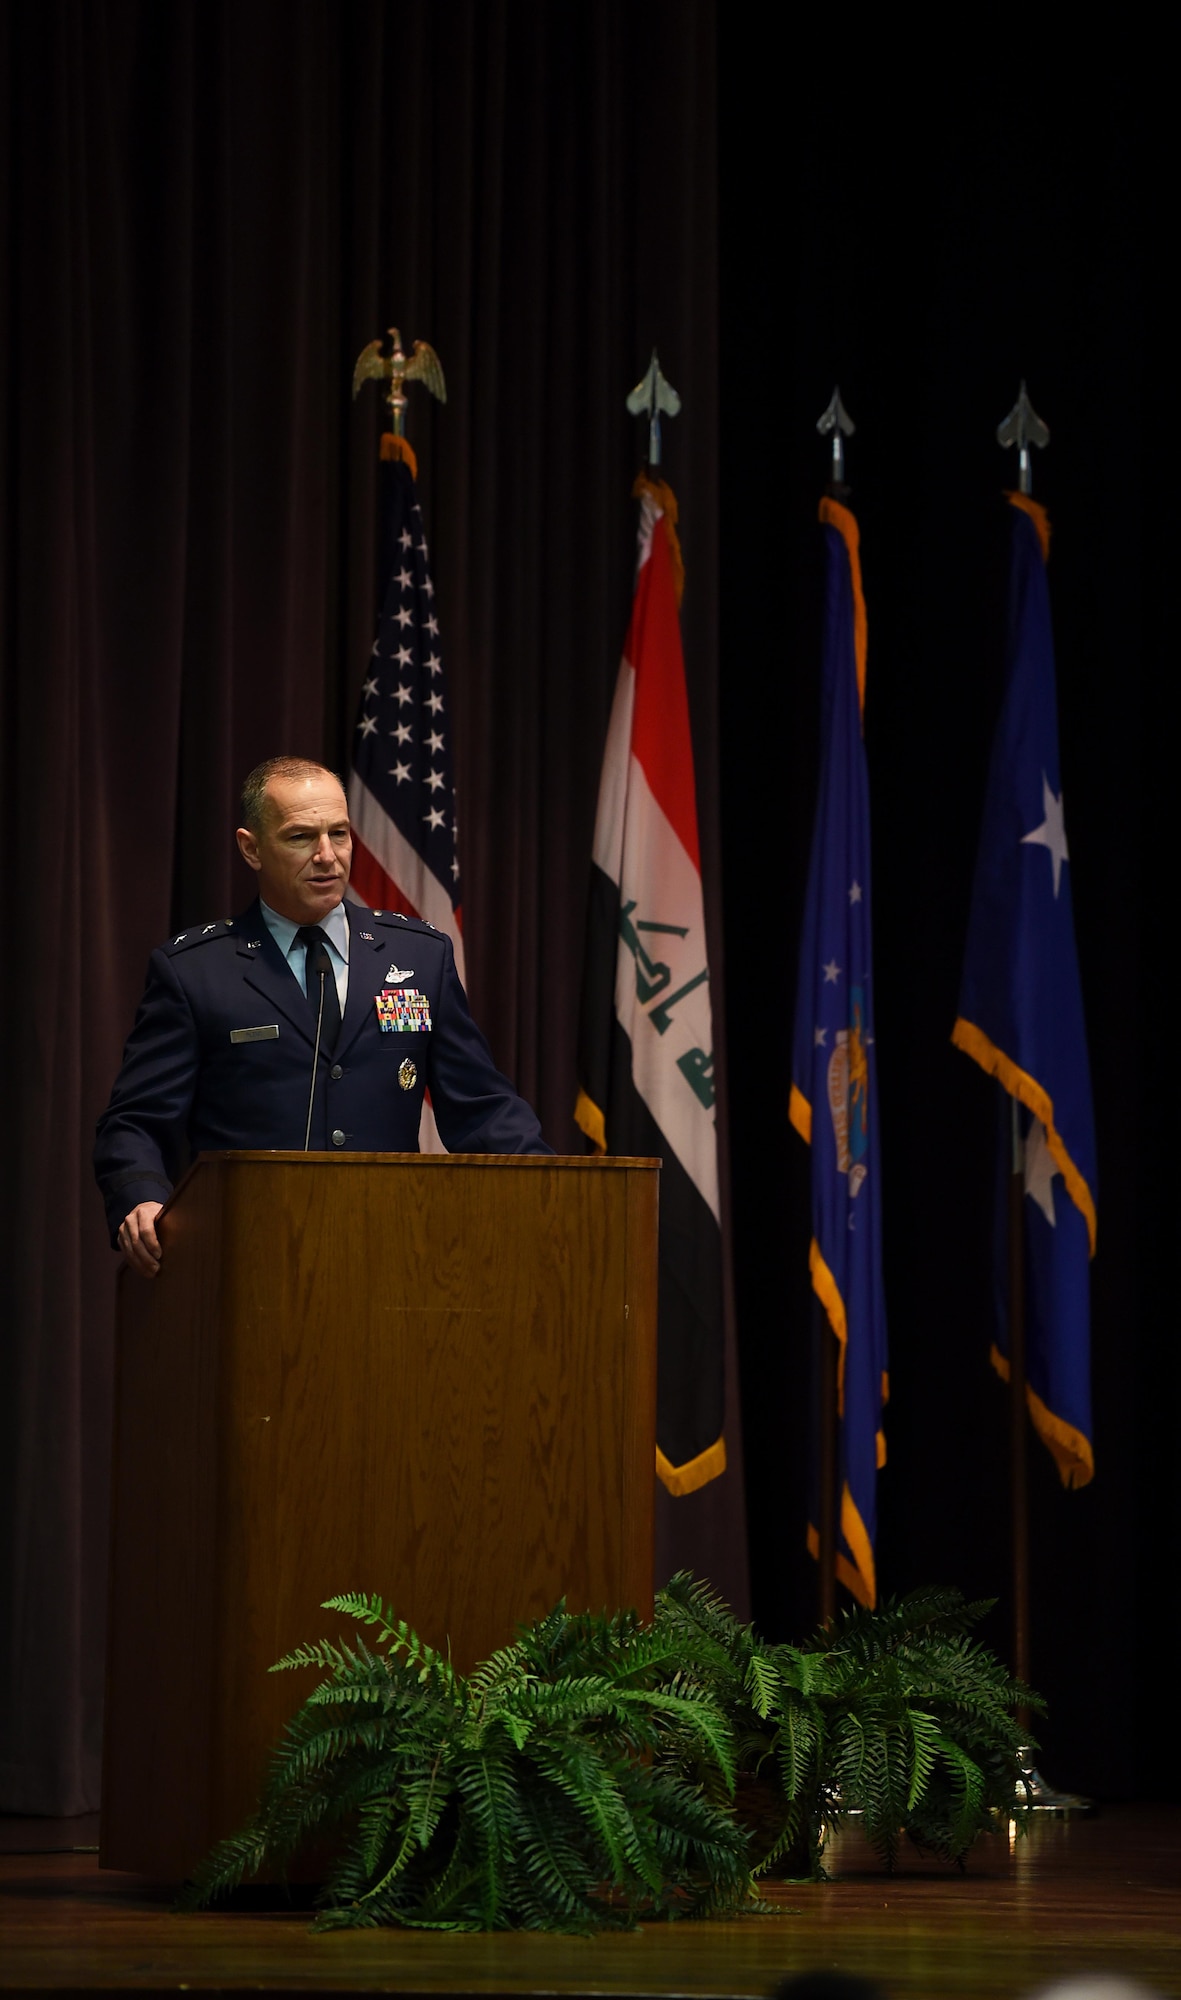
118, 1202, 164, 1279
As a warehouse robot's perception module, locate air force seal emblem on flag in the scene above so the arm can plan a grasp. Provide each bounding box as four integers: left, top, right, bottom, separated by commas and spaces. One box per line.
826, 988, 870, 1201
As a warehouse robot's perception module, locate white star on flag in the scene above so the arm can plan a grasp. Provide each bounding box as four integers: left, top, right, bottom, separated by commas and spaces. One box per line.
347, 462, 464, 1048
814, 1026, 828, 1046
1021, 772, 1070, 898
849, 880, 862, 904
823, 959, 841, 984
1023, 1117, 1059, 1227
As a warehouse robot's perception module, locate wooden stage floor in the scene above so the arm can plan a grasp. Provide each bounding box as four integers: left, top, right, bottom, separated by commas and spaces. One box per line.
1, 1805, 1179, 1998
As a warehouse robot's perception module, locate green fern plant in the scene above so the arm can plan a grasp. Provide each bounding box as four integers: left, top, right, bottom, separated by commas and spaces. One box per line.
654, 1574, 1040, 1877
178, 1593, 754, 1931
179, 1577, 1039, 1929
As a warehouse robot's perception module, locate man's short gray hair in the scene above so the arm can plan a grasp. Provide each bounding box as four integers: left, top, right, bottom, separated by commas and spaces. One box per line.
239, 757, 345, 835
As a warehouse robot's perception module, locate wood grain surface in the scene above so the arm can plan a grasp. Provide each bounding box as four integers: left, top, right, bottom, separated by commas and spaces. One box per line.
4, 1806, 1179, 1996
101, 1153, 658, 1880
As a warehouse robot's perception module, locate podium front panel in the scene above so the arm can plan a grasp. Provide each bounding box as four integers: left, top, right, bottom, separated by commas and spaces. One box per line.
102, 1153, 658, 1877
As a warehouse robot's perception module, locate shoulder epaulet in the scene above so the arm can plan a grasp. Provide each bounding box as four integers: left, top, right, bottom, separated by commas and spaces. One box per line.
366, 909, 442, 937
161, 919, 237, 955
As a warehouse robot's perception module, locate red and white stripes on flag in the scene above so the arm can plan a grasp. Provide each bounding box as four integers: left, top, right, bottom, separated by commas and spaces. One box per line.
346, 448, 464, 1149
576, 476, 725, 1494
346, 450, 465, 985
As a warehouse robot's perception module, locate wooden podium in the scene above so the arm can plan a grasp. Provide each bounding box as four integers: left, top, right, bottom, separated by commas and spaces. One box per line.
100, 1151, 658, 1879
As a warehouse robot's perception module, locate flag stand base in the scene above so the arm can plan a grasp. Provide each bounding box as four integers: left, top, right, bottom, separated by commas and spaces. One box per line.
1015, 1745, 1092, 1812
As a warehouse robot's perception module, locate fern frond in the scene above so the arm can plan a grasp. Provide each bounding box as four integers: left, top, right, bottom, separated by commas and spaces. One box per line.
906, 1707, 943, 1812
453, 1743, 522, 1923
531, 1738, 632, 1885
270, 1637, 349, 1675
931, 1734, 986, 1858
320, 1594, 460, 1690
175, 1823, 270, 1908
745, 1652, 782, 1718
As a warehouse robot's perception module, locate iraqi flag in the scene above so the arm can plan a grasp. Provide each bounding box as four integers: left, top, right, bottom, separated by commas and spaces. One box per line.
576, 476, 724, 1495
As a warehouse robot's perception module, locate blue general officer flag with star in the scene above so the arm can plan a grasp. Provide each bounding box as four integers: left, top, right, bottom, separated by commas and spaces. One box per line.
789, 497, 888, 1609
953, 495, 1095, 1487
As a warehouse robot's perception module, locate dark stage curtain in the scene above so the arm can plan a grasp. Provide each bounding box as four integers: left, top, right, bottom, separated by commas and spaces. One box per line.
0, 0, 745, 1815
3, 4, 1162, 1820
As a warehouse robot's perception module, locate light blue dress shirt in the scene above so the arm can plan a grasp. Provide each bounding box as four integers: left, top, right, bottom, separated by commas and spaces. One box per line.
259, 898, 350, 1014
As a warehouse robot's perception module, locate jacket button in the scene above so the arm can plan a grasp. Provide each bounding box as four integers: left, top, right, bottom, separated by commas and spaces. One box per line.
331, 1129, 346, 1147
330, 1064, 343, 1080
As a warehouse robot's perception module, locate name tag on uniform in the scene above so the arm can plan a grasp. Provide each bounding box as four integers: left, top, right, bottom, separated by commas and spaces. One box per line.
375, 988, 432, 1033
229, 1024, 280, 1044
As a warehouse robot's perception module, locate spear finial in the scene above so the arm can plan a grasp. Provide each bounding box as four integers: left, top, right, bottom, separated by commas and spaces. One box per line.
817, 386, 855, 488
997, 380, 1049, 495
626, 350, 681, 467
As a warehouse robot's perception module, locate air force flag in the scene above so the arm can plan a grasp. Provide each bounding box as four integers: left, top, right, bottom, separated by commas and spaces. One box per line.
789, 498, 888, 1608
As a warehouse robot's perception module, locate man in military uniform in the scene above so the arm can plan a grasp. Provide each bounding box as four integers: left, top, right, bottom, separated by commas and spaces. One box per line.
96, 756, 549, 1275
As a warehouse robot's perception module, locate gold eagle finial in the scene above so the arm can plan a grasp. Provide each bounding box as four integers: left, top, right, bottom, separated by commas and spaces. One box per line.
352, 327, 447, 436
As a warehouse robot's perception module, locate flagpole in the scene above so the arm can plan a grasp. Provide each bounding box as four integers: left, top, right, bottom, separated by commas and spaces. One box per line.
816, 1305, 838, 1626
1007, 1097, 1031, 1716
995, 384, 1088, 1810
997, 383, 1039, 1755
812, 386, 856, 1626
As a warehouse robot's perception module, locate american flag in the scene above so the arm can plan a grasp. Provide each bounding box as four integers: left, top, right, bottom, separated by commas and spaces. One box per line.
347, 455, 465, 983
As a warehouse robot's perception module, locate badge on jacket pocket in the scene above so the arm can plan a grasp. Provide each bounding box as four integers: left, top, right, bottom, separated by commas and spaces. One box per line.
375, 988, 432, 1033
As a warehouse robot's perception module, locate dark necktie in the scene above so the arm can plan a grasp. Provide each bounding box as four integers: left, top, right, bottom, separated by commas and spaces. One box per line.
295, 925, 342, 1053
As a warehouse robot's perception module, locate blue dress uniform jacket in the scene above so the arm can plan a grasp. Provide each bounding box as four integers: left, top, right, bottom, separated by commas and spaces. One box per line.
94, 900, 549, 1243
